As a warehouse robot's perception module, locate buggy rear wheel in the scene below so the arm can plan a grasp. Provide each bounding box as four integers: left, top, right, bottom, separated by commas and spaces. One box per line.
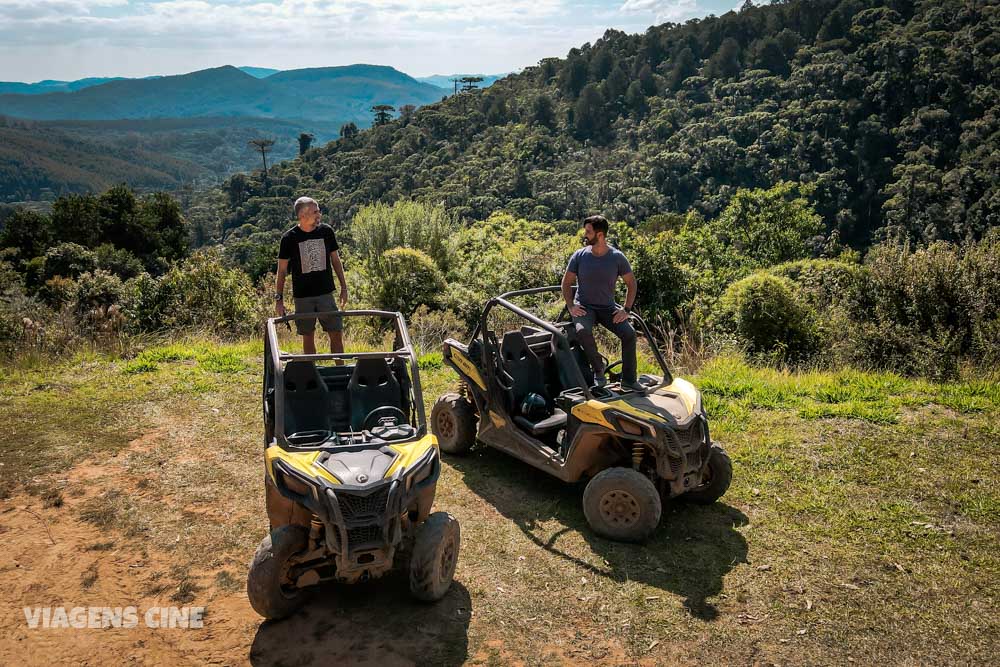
432, 393, 477, 455
583, 467, 661, 543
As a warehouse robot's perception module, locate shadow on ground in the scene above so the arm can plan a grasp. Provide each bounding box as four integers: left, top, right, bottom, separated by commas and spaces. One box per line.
449, 445, 748, 621
250, 576, 472, 667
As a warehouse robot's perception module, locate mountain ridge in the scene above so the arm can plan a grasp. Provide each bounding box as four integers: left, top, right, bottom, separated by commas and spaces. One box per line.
0, 64, 444, 123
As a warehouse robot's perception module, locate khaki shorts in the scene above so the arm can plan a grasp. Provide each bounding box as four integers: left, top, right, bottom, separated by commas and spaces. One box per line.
292, 293, 343, 334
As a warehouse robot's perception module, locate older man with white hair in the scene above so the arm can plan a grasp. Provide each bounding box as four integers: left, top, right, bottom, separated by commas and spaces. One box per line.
275, 196, 349, 354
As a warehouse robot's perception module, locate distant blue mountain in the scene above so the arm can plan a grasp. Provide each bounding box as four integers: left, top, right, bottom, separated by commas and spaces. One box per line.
238, 67, 280, 79
0, 77, 128, 95
416, 73, 510, 90
0, 65, 446, 125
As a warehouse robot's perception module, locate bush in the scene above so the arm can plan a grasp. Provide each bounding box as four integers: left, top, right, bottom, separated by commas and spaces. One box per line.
43, 243, 97, 281
769, 258, 867, 311
74, 270, 124, 315
122, 248, 263, 336
369, 248, 446, 317
843, 236, 999, 378
408, 305, 465, 355
350, 200, 455, 273
38, 276, 77, 309
95, 244, 144, 280
717, 273, 820, 361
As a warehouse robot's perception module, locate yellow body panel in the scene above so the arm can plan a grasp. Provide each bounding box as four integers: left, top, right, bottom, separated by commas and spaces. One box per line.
384, 434, 438, 477
570, 400, 616, 429
606, 399, 663, 423
656, 377, 698, 413
450, 349, 486, 389
265, 447, 340, 485
266, 434, 437, 483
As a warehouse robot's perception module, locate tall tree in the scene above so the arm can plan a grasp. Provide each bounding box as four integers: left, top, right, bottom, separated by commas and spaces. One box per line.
339, 122, 359, 140
667, 47, 698, 91
248, 138, 275, 191
297, 133, 314, 156
371, 104, 395, 126
573, 83, 609, 141
706, 37, 742, 79
531, 93, 557, 130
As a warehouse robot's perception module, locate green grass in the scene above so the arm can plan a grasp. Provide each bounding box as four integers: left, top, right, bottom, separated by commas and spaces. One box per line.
1, 341, 997, 665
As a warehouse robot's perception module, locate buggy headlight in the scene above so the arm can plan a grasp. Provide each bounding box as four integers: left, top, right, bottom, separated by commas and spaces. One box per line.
613, 414, 649, 437
404, 449, 437, 490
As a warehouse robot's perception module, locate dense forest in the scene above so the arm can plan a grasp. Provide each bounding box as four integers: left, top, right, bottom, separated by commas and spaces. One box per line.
0, 115, 341, 201
212, 0, 998, 249
2, 0, 999, 380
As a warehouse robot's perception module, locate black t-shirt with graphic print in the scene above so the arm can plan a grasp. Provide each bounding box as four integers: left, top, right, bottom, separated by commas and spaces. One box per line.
278, 223, 339, 298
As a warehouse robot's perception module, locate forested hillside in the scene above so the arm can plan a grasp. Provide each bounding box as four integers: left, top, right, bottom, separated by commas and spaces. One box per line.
218, 0, 998, 248
0, 115, 340, 201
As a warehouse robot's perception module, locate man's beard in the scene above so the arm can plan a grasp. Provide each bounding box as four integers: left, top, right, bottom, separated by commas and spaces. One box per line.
583, 235, 595, 246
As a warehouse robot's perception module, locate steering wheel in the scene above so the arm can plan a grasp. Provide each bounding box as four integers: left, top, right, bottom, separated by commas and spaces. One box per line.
605, 359, 623, 382
363, 406, 408, 431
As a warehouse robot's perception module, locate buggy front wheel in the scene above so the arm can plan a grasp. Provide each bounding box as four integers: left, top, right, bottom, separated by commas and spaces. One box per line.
583, 467, 661, 543
247, 525, 310, 620
684, 443, 733, 504
409, 512, 461, 601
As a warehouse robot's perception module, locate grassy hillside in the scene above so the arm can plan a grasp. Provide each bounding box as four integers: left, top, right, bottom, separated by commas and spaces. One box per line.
0, 338, 995, 664
217, 0, 998, 248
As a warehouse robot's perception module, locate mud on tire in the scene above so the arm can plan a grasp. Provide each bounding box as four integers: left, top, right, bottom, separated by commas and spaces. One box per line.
409, 512, 461, 602
583, 467, 662, 543
431, 392, 477, 455
247, 525, 310, 620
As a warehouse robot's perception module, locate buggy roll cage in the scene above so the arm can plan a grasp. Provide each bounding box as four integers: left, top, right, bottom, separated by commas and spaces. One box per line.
470, 286, 674, 401
264, 310, 427, 448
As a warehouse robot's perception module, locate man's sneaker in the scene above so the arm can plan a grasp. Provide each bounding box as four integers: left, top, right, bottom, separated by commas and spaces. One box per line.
620, 380, 646, 393
593, 372, 608, 387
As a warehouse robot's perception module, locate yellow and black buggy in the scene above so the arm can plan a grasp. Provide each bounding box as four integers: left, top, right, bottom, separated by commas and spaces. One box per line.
248, 310, 460, 620
432, 286, 731, 543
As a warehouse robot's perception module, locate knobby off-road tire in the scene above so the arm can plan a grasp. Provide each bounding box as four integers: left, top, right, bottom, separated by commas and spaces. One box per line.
247, 525, 310, 620
684, 443, 733, 504
583, 467, 662, 543
409, 512, 461, 602
431, 393, 477, 455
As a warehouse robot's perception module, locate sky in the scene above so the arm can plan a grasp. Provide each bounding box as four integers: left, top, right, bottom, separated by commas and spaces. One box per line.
0, 0, 741, 82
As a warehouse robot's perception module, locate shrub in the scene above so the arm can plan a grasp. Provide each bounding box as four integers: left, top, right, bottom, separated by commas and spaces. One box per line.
843, 235, 1000, 378
38, 276, 77, 309
369, 248, 446, 317
122, 248, 263, 336
717, 273, 820, 361
95, 244, 144, 280
350, 200, 455, 273
710, 182, 824, 267
74, 270, 124, 315
42, 243, 97, 281
408, 305, 465, 355
769, 258, 867, 311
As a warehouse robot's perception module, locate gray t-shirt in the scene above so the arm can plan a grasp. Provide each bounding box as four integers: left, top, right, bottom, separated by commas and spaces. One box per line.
567, 245, 633, 308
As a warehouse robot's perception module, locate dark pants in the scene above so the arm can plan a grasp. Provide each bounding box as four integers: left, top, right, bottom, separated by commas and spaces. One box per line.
572, 306, 637, 384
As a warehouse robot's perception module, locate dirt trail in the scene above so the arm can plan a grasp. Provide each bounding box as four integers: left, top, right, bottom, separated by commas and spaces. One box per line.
0, 431, 475, 666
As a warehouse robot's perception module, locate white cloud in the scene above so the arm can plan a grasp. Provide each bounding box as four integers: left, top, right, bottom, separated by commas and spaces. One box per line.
0, 0, 671, 80
619, 0, 700, 23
